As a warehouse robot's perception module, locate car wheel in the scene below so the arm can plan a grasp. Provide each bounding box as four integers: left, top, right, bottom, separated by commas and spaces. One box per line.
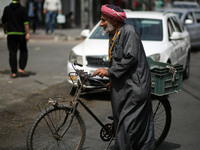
183, 54, 190, 79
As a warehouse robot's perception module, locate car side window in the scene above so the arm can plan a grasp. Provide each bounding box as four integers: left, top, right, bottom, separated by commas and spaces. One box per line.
171, 16, 183, 32
126, 18, 163, 41
167, 18, 174, 39
194, 11, 200, 23
184, 12, 194, 24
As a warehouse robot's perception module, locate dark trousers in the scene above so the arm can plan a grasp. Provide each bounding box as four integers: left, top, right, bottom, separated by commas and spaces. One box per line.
29, 16, 37, 33
7, 35, 28, 73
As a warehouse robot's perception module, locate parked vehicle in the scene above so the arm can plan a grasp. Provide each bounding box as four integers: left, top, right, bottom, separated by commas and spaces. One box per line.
164, 8, 200, 48
67, 11, 191, 87
172, 1, 200, 9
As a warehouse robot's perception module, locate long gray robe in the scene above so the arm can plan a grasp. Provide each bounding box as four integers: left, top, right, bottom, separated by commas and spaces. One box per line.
108, 24, 155, 150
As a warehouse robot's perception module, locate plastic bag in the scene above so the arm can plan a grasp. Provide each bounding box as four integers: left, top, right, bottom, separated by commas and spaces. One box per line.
57, 14, 66, 24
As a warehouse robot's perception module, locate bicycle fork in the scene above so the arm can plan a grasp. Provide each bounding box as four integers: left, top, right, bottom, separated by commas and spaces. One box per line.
59, 102, 79, 139
43, 99, 78, 140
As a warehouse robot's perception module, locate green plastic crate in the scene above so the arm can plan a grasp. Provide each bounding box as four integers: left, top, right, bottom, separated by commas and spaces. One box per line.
147, 57, 183, 96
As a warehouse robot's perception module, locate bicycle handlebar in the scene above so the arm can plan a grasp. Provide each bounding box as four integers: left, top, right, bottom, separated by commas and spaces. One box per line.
73, 61, 83, 68
70, 61, 107, 88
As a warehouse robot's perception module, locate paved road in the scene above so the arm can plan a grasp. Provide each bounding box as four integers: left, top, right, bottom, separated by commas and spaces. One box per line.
0, 38, 200, 150
157, 49, 200, 150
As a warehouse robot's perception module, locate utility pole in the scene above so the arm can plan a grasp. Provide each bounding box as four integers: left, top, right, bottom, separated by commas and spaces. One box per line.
148, 0, 152, 10
89, 0, 93, 30
81, 0, 85, 29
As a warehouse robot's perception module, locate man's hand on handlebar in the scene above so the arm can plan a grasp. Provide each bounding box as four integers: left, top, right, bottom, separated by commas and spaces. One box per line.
93, 68, 109, 78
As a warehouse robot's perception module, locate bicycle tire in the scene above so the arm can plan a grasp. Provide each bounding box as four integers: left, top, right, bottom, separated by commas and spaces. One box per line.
27, 104, 86, 150
152, 97, 171, 147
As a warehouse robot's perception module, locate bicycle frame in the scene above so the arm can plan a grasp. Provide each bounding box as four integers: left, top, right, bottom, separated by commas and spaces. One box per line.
68, 69, 113, 135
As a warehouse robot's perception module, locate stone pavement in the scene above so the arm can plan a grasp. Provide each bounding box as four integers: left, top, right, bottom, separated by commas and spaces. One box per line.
0, 27, 83, 41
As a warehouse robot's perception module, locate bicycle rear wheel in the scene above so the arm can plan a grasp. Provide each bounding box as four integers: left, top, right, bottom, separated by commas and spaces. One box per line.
27, 104, 86, 150
152, 96, 171, 147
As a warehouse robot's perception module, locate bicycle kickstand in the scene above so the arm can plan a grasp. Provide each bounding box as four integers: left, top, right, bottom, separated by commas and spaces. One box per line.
105, 136, 115, 150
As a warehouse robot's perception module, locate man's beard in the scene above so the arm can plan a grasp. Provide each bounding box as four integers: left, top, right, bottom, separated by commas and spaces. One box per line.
103, 22, 114, 35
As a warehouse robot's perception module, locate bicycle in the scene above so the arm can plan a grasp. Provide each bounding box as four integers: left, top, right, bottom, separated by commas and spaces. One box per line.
26, 62, 172, 150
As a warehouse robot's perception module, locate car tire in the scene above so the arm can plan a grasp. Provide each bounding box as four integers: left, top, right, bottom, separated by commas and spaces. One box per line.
183, 53, 190, 79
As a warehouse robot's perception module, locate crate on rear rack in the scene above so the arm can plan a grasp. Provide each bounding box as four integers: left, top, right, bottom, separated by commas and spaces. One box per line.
147, 57, 183, 96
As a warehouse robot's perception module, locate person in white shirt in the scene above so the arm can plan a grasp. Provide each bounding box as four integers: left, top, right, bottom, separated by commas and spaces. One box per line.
43, 0, 62, 34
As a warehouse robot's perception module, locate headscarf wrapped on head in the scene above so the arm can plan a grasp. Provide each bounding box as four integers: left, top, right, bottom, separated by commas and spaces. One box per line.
101, 4, 127, 22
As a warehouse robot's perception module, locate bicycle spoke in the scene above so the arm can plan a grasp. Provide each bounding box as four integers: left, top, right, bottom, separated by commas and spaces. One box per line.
152, 98, 171, 147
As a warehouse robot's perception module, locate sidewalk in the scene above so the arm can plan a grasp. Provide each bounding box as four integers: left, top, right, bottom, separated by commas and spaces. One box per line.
0, 28, 83, 41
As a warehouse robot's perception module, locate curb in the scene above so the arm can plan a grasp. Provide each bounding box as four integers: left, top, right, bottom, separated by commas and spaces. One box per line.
0, 29, 83, 41
0, 34, 83, 41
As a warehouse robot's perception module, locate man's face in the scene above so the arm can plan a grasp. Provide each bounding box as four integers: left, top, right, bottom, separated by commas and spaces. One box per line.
100, 14, 115, 35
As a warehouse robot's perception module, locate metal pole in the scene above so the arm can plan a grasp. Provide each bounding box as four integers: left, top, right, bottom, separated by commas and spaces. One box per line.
89, 0, 93, 30
81, 0, 85, 29
149, 0, 152, 10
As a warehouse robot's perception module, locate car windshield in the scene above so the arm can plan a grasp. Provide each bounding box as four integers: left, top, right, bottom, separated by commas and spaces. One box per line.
89, 18, 163, 41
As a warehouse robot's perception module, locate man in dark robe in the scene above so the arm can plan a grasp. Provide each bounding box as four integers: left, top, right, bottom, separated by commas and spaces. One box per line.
94, 4, 155, 150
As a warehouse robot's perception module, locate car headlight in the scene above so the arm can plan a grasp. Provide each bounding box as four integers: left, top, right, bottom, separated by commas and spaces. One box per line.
149, 54, 160, 62
69, 51, 83, 65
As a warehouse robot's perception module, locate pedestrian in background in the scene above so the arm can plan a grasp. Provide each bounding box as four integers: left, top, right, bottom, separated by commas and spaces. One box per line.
94, 4, 155, 150
35, 0, 43, 28
27, 0, 37, 33
43, 0, 62, 34
1, 0, 30, 78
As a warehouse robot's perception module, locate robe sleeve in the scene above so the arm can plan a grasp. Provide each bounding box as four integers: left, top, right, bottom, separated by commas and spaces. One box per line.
108, 28, 140, 78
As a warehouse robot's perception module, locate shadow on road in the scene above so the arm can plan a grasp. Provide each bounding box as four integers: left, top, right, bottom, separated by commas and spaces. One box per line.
0, 69, 37, 76
157, 141, 181, 150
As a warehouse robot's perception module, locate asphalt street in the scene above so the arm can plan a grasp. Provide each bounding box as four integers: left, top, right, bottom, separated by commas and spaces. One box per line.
0, 37, 200, 150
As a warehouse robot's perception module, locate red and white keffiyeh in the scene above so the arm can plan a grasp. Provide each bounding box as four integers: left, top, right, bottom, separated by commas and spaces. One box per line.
101, 4, 127, 22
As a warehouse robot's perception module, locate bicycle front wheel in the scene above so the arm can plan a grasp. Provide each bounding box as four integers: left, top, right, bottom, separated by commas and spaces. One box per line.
152, 96, 171, 147
27, 104, 86, 150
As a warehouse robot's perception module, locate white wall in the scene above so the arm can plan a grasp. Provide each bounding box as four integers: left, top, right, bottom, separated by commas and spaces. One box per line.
0, 0, 27, 24
0, 0, 12, 23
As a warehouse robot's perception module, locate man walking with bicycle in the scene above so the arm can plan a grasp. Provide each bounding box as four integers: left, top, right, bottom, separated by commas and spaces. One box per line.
94, 4, 155, 150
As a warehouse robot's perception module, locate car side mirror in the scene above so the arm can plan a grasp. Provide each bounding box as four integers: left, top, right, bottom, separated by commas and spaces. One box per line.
81, 29, 90, 38
170, 31, 183, 40
184, 19, 193, 24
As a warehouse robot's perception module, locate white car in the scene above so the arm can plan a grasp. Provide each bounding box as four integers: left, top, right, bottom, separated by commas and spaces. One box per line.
67, 11, 191, 87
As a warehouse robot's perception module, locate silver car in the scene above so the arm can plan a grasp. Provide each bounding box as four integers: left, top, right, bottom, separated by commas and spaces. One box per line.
164, 8, 200, 48
172, 1, 200, 9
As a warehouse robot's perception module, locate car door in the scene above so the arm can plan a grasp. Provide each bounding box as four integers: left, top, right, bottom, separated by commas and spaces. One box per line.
171, 16, 189, 65
183, 11, 197, 47
192, 11, 200, 47
167, 17, 179, 64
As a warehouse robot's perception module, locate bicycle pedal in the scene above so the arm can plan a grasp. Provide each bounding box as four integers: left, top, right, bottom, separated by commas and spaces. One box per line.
108, 116, 113, 120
